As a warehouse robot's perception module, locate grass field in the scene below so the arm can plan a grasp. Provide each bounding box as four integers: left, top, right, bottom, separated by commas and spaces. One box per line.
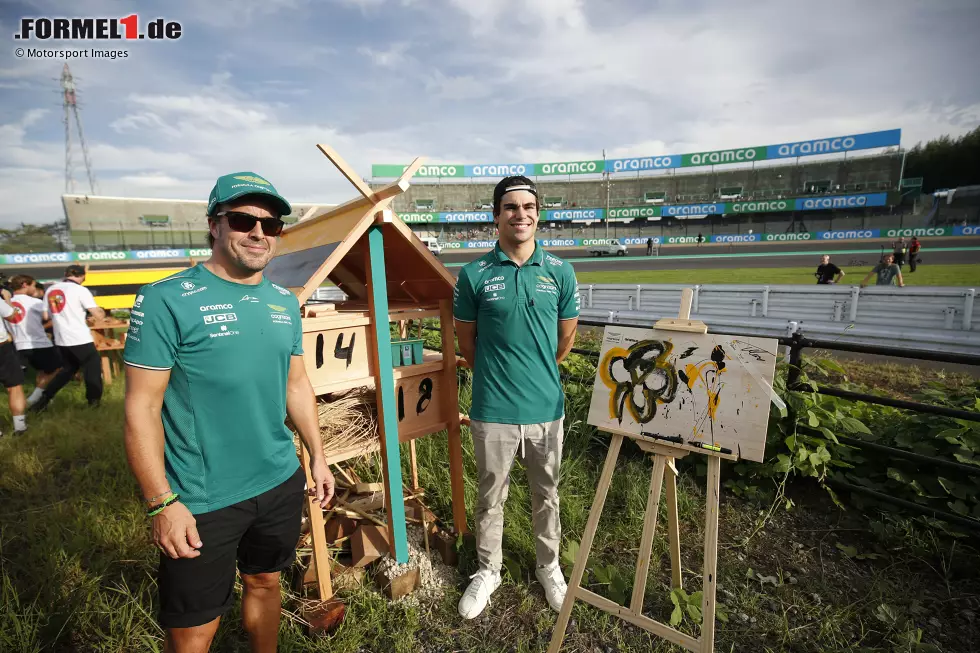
576, 264, 980, 286
1, 351, 977, 652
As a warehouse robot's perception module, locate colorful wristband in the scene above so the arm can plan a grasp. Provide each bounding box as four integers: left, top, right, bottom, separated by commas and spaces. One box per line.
147, 493, 180, 517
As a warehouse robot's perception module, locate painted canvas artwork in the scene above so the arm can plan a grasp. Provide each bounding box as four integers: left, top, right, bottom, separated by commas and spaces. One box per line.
586, 326, 779, 462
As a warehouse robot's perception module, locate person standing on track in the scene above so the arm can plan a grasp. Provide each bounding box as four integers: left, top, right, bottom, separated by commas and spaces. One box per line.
860, 253, 905, 288
6, 275, 62, 408
891, 237, 908, 268
646, 237, 653, 256
32, 265, 105, 411
814, 254, 845, 284
908, 236, 921, 273
454, 175, 580, 620
123, 171, 335, 652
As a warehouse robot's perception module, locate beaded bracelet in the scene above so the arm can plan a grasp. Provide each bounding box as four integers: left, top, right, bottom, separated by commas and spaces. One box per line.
147, 493, 180, 517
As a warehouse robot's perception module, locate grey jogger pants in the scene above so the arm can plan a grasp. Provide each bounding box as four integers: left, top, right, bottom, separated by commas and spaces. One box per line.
470, 418, 564, 573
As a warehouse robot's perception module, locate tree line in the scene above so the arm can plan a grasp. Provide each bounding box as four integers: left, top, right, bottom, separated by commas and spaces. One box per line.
904, 125, 980, 193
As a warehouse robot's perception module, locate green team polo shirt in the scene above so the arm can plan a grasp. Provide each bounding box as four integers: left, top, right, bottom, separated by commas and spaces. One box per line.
454, 243, 580, 425
123, 264, 303, 515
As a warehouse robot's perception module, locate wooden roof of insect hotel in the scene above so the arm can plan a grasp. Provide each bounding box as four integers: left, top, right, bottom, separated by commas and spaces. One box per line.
263, 145, 455, 307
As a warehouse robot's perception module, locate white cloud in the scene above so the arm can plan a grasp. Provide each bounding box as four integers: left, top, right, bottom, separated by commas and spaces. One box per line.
358, 42, 410, 68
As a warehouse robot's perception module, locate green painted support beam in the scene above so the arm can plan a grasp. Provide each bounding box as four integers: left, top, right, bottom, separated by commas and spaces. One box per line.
367, 224, 409, 563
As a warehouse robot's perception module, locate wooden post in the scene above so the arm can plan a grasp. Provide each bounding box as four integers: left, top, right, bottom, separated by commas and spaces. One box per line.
699, 455, 721, 652
548, 433, 623, 653
665, 465, 683, 590
101, 356, 112, 385
630, 454, 666, 613
439, 298, 468, 534
364, 224, 409, 563
300, 445, 333, 600
409, 440, 419, 492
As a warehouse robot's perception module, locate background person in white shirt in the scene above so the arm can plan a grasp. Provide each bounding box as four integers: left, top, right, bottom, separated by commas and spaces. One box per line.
7, 275, 63, 407
0, 295, 28, 435
33, 265, 106, 411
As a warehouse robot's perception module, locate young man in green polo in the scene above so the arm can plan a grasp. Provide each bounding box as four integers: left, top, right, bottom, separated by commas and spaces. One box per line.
453, 175, 580, 619
123, 172, 335, 652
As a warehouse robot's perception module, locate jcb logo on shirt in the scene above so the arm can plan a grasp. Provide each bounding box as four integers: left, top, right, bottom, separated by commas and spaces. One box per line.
484, 283, 505, 293
203, 313, 237, 325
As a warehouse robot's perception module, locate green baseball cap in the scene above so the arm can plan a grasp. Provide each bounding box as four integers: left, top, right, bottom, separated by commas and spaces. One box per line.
207, 172, 292, 217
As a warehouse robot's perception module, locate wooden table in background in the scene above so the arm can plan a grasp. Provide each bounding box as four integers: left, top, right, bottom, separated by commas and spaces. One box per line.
89, 317, 129, 385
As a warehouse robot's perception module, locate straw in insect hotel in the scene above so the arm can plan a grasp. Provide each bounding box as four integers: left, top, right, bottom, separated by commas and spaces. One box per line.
292, 390, 379, 457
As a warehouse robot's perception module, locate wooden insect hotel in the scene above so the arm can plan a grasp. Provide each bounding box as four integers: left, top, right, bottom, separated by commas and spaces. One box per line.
263, 145, 467, 601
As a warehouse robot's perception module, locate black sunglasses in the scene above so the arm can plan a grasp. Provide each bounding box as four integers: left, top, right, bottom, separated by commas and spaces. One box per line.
214, 211, 285, 237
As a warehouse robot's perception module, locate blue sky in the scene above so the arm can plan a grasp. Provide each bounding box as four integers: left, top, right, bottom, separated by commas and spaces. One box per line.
2, 0, 979, 228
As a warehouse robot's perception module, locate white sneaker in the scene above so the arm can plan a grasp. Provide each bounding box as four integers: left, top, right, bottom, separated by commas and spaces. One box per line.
536, 563, 568, 611
457, 568, 501, 620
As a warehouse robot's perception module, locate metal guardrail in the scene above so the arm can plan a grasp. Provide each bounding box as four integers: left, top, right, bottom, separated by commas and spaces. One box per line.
577, 283, 979, 356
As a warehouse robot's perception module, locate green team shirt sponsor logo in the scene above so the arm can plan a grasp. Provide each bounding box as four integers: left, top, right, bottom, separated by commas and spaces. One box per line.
123, 264, 304, 514
453, 243, 580, 424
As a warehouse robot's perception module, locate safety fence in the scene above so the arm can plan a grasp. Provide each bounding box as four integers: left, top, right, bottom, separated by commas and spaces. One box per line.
565, 319, 980, 532
578, 283, 980, 356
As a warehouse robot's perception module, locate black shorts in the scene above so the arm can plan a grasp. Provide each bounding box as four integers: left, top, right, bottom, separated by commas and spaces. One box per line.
19, 347, 63, 374
157, 466, 306, 628
0, 341, 25, 388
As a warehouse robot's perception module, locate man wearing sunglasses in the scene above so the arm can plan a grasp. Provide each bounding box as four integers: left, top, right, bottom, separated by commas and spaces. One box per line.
123, 172, 335, 652
454, 176, 580, 620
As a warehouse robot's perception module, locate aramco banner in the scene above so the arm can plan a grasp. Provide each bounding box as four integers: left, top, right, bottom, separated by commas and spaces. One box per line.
395, 193, 890, 223
373, 129, 901, 178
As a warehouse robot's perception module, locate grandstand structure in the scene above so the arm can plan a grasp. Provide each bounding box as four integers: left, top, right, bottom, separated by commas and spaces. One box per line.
61, 128, 963, 251
63, 194, 324, 250
376, 150, 916, 241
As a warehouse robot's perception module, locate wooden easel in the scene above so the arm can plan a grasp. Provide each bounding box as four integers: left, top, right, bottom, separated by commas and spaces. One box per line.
549, 288, 735, 653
